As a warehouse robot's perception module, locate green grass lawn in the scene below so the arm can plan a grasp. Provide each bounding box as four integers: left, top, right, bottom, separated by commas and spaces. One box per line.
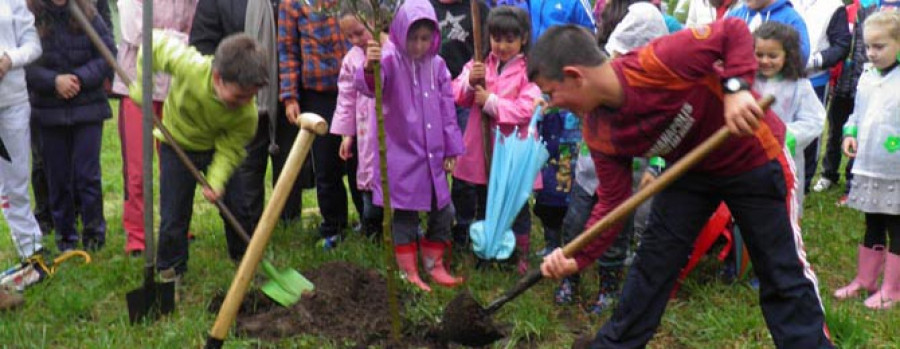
3, 109, 900, 348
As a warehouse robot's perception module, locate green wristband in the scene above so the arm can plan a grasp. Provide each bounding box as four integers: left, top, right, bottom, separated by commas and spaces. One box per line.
785, 130, 796, 157
843, 125, 858, 138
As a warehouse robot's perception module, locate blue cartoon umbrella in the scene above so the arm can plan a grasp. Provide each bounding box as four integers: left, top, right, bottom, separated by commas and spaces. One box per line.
470, 107, 549, 260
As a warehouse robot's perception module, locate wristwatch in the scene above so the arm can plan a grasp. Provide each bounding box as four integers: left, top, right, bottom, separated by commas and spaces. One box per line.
722, 77, 750, 94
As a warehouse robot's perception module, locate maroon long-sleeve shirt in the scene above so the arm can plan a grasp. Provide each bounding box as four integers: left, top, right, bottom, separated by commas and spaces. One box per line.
575, 18, 787, 269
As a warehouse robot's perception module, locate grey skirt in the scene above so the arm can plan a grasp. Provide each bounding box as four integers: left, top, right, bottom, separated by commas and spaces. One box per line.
847, 175, 900, 215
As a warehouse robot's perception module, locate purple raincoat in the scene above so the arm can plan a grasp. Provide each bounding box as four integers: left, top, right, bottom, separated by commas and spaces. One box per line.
355, 0, 465, 211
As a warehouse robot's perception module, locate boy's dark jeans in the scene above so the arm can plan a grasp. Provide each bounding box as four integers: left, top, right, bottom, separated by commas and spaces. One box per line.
157, 143, 253, 274
361, 191, 383, 237
593, 160, 832, 348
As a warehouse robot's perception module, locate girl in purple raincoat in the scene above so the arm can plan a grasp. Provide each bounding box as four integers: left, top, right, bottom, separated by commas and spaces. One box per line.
357, 0, 466, 292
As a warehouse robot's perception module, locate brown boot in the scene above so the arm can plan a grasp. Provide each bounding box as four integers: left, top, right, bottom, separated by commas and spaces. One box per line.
0, 287, 24, 311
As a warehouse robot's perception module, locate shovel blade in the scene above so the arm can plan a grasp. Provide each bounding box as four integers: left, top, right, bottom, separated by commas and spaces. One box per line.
441, 291, 506, 346
126, 282, 175, 324
261, 267, 313, 307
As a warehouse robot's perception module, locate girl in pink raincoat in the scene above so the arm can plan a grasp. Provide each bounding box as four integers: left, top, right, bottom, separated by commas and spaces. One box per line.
331, 5, 382, 238
357, 0, 465, 292
451, 5, 542, 274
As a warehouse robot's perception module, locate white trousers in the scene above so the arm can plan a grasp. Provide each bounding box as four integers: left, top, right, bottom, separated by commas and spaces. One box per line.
0, 102, 43, 258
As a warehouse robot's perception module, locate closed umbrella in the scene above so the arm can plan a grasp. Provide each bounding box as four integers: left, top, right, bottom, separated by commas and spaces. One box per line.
470, 107, 548, 260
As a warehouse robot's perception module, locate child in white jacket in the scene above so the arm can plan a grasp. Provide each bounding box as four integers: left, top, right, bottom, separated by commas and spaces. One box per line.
752, 21, 825, 214
0, 0, 44, 263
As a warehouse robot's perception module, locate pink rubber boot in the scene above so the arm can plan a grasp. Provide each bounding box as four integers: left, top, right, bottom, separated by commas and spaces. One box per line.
516, 234, 530, 275
421, 239, 464, 287
865, 252, 900, 309
834, 245, 884, 300
395, 243, 431, 292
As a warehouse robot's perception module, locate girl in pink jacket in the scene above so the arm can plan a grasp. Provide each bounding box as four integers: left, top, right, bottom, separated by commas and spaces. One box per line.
451, 6, 542, 274
331, 7, 381, 238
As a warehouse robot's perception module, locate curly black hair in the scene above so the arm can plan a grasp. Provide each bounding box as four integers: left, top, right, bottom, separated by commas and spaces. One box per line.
753, 21, 806, 80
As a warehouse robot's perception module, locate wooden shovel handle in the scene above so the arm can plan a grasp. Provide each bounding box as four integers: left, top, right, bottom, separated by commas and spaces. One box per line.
207, 116, 322, 347
561, 95, 775, 258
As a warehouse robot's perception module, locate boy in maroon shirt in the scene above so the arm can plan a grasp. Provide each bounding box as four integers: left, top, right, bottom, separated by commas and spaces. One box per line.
533, 19, 833, 348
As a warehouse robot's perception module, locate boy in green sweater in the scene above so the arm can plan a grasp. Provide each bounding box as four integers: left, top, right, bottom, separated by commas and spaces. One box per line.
130, 32, 268, 280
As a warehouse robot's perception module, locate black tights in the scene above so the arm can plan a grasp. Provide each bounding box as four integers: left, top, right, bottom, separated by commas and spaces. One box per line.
863, 213, 900, 254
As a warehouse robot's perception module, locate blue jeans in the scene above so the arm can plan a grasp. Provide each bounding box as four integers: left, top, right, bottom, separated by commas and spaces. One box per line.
361, 191, 383, 237
393, 201, 455, 246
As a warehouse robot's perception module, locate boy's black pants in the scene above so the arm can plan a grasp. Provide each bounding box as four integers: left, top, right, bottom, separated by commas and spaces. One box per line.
593, 159, 832, 348
156, 143, 253, 274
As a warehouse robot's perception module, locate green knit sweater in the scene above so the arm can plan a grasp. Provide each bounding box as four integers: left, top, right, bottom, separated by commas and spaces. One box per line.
130, 32, 257, 192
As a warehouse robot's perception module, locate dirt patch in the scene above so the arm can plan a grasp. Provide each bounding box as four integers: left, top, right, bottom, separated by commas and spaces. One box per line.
208, 261, 448, 347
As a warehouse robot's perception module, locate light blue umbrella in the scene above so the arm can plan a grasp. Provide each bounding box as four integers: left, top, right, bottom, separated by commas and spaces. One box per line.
470, 107, 549, 260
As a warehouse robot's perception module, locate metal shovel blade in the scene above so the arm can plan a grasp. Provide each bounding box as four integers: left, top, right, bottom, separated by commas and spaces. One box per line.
126, 280, 175, 324
259, 261, 314, 307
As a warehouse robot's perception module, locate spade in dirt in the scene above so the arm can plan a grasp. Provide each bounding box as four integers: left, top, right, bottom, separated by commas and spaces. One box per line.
68, 1, 312, 321
441, 97, 776, 347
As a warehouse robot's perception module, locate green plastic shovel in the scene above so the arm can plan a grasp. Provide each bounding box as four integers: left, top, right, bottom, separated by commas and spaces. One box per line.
260, 260, 314, 306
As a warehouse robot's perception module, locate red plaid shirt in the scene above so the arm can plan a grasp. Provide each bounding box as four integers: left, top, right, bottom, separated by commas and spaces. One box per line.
277, 0, 349, 101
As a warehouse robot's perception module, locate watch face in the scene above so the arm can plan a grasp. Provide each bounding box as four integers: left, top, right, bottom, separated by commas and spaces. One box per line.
726, 78, 741, 92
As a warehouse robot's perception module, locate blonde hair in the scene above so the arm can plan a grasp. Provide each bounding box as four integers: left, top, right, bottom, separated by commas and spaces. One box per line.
864, 11, 900, 42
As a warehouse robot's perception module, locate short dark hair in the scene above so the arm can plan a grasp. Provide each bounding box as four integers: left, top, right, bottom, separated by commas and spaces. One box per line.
753, 22, 805, 80
527, 25, 607, 81
212, 34, 269, 87
487, 6, 532, 53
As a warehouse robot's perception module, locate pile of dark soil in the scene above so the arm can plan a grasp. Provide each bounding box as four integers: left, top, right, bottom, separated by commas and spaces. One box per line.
208, 261, 448, 347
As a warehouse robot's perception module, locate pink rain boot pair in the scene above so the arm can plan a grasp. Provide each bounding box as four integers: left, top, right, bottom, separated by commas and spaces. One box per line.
395, 240, 464, 292
834, 245, 884, 300
865, 252, 900, 310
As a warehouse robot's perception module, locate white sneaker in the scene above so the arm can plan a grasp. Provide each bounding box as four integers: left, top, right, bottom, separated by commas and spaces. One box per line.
812, 178, 833, 192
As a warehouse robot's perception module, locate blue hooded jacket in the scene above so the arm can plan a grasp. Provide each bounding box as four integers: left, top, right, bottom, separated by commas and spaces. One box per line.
728, 0, 810, 63
492, 0, 595, 43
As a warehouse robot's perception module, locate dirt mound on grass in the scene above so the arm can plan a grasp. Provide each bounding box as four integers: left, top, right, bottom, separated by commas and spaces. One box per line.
209, 261, 447, 347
